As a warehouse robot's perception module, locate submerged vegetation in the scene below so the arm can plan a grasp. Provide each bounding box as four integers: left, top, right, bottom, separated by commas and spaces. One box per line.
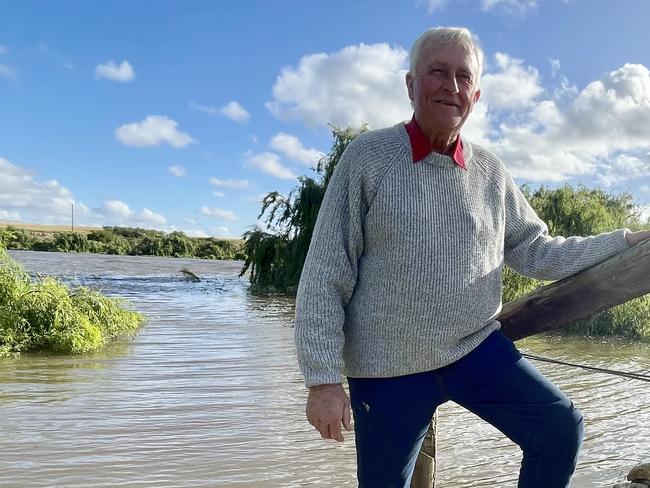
243, 126, 650, 339
0, 248, 145, 358
0, 226, 245, 260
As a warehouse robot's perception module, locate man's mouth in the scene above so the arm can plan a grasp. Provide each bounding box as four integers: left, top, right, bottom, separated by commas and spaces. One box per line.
435, 100, 457, 107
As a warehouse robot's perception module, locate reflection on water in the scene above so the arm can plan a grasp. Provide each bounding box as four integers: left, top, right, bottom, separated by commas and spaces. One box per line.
1, 250, 649, 487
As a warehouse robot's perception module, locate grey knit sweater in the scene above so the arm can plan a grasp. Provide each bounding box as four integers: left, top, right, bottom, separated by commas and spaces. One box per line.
294, 123, 629, 388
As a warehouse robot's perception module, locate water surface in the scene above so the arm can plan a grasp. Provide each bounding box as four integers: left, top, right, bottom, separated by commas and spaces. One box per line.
1, 251, 648, 487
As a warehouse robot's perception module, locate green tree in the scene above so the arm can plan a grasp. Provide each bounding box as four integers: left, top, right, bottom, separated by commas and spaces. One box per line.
241, 126, 366, 293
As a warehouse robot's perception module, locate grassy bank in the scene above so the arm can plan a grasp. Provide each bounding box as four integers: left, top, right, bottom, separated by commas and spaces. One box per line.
0, 223, 244, 260
0, 247, 145, 358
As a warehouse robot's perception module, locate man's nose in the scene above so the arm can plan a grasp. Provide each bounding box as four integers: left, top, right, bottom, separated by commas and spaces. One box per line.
445, 75, 459, 94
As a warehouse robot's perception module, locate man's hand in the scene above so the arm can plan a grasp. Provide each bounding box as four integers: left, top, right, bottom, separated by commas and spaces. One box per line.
306, 383, 352, 442
626, 230, 650, 247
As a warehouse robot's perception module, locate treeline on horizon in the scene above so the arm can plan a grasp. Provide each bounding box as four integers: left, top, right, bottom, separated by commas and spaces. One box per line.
0, 226, 245, 260
242, 126, 650, 340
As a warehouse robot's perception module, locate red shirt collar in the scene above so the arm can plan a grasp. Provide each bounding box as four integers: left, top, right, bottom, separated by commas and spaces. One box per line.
405, 115, 466, 169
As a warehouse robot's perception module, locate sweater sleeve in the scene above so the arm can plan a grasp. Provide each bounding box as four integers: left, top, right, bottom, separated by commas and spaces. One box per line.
503, 172, 630, 281
294, 139, 368, 387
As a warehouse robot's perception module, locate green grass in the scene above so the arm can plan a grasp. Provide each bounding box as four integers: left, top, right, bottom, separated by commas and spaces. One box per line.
0, 248, 145, 358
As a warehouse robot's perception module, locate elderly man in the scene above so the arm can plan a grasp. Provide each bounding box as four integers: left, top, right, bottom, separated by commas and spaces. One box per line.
294, 26, 650, 487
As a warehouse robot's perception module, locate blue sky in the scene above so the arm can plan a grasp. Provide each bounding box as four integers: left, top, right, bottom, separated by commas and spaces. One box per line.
1, 0, 650, 238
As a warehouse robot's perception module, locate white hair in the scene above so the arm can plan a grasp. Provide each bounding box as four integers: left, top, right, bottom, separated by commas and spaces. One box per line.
409, 27, 484, 84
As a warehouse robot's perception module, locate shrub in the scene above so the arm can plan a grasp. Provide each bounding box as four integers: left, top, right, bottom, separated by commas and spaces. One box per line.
0, 248, 144, 358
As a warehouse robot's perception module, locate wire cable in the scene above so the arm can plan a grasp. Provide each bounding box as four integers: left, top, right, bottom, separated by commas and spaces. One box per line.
522, 353, 650, 383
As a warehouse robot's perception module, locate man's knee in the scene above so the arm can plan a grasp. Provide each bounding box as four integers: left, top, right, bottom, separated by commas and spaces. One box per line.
527, 401, 584, 460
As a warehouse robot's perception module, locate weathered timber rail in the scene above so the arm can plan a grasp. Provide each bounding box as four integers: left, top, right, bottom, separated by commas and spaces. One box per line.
411, 238, 650, 488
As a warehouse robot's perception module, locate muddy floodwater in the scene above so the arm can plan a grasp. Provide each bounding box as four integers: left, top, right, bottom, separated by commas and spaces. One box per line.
1, 250, 649, 487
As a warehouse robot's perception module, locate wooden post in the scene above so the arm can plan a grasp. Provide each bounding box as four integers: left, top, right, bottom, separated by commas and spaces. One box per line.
411, 412, 436, 488
410, 239, 650, 487
499, 238, 650, 341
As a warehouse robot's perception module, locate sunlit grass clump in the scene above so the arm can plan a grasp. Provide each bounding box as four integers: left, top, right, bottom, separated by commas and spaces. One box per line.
0, 248, 144, 358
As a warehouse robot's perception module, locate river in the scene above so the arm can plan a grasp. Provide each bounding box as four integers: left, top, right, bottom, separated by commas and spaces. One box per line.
1, 250, 648, 487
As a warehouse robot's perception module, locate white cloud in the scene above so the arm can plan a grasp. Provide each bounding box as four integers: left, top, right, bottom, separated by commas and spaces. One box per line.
550, 58, 561, 76
420, 0, 537, 16
212, 190, 225, 197
115, 115, 195, 148
598, 154, 650, 187
266, 43, 411, 129
200, 206, 238, 222
0, 209, 21, 220
0, 157, 173, 229
188, 100, 219, 116
270, 133, 324, 166
98, 200, 166, 226
480, 0, 538, 15
214, 226, 231, 237
95, 60, 135, 82
209, 178, 249, 189
424, 0, 450, 12
0, 158, 75, 222
184, 229, 209, 238
168, 165, 186, 177
244, 151, 298, 180
461, 101, 493, 147
483, 63, 650, 183
0, 64, 16, 80
189, 100, 250, 123
221, 101, 250, 123
481, 53, 543, 110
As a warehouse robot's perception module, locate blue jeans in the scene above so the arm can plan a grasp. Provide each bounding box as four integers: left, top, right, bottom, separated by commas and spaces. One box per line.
348, 331, 584, 488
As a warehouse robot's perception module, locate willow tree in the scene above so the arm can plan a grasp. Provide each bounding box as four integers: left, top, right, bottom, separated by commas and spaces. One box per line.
241, 126, 366, 294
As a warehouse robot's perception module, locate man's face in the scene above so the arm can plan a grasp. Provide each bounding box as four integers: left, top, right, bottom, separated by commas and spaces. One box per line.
406, 42, 481, 136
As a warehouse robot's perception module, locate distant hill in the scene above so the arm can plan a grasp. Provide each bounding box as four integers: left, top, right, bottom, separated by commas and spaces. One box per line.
0, 221, 100, 235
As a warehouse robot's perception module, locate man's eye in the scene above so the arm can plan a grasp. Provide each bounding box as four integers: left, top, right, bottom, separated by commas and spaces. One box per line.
431, 69, 445, 76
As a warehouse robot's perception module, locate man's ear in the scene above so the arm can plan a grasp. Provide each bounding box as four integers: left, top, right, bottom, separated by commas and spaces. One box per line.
473, 88, 481, 104
406, 72, 414, 101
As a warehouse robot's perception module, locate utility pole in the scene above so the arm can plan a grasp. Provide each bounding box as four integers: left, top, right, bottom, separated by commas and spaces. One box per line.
71, 203, 74, 232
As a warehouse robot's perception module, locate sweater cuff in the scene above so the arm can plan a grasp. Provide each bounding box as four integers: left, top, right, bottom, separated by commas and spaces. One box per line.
302, 369, 343, 388
616, 228, 632, 251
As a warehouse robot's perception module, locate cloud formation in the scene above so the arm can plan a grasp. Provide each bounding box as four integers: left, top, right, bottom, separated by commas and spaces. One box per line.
95, 60, 135, 82
209, 178, 249, 189
214, 226, 231, 237
221, 101, 250, 122
425, 0, 538, 15
270, 133, 324, 166
190, 100, 250, 122
480, 0, 538, 15
115, 115, 195, 148
200, 206, 238, 222
486, 63, 650, 183
267, 43, 411, 129
480, 53, 543, 109
0, 158, 75, 222
244, 151, 297, 180
98, 200, 166, 226
168, 165, 186, 177
0, 157, 171, 228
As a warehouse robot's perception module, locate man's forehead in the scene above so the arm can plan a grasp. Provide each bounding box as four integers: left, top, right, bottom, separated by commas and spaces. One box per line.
419, 42, 477, 70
